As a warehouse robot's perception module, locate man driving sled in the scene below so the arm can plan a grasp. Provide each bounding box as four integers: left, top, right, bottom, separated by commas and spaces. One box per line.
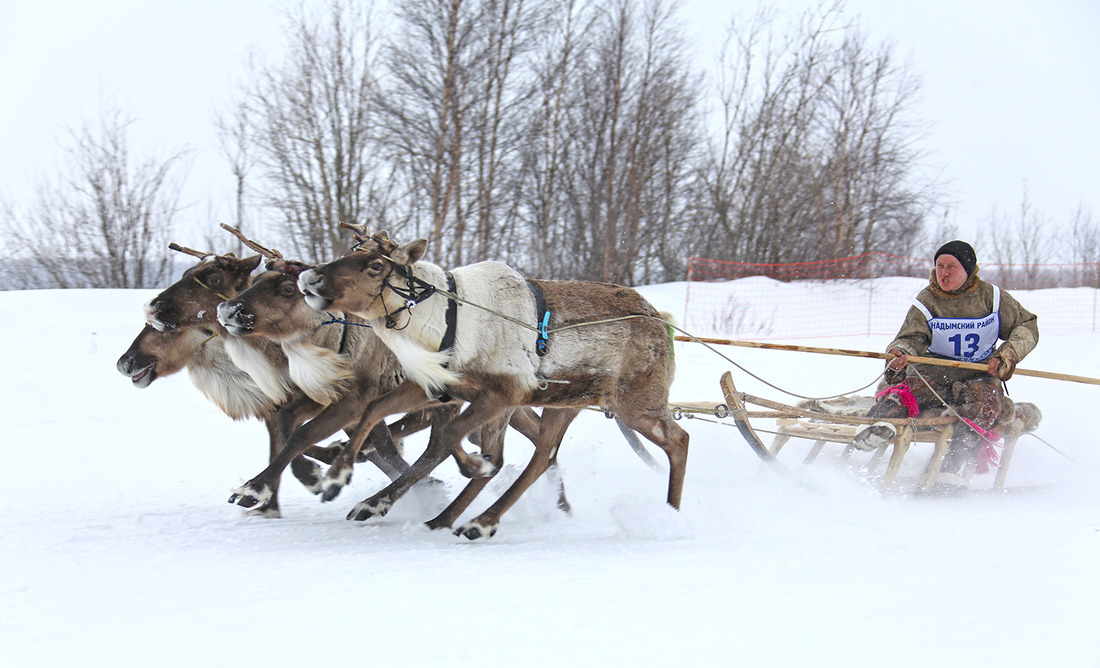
852, 240, 1039, 487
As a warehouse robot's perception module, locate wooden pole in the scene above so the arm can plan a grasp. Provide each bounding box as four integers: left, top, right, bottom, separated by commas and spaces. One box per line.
675, 335, 1100, 386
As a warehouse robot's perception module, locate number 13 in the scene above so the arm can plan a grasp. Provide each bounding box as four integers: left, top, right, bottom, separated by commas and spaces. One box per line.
948, 333, 980, 357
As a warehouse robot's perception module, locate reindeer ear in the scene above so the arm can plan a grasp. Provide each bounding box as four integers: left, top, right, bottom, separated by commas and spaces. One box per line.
391, 239, 428, 266
243, 254, 263, 272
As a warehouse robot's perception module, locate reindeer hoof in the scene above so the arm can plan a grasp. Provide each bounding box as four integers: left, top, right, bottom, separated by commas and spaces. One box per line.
347, 499, 391, 521
458, 454, 498, 479
425, 517, 451, 531
455, 520, 498, 541
290, 458, 324, 494
320, 467, 353, 502
229, 483, 271, 509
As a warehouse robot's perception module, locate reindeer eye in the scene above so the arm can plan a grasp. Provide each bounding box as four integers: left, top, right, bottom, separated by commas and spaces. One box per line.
279, 282, 297, 296
368, 261, 384, 272
205, 273, 222, 287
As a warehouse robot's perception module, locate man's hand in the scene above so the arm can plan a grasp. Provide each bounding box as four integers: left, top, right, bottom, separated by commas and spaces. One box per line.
884, 348, 908, 383
989, 344, 1017, 381
887, 348, 908, 371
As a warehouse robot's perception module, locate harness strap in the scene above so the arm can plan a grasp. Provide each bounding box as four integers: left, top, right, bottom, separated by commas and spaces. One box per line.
526, 279, 551, 356
434, 272, 458, 403
383, 265, 438, 329
439, 272, 458, 355
337, 318, 350, 355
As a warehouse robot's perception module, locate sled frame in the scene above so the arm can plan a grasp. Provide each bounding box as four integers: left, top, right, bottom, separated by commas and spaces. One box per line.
715, 372, 1025, 492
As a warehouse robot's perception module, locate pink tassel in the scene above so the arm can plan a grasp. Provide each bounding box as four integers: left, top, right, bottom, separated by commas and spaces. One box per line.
962, 418, 1001, 475
876, 382, 919, 417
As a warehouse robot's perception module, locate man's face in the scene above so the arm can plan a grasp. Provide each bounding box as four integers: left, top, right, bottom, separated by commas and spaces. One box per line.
935, 254, 967, 292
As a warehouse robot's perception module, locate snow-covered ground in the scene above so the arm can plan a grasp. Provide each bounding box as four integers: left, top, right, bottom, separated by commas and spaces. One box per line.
2, 282, 1098, 667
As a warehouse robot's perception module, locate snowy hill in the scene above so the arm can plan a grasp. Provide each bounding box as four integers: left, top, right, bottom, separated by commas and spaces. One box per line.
1, 284, 1098, 667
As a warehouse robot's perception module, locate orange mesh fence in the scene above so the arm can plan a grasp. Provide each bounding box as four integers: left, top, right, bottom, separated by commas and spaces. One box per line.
683, 254, 1100, 339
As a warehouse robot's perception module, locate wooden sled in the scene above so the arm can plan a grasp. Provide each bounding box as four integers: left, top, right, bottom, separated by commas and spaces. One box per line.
710, 371, 1038, 492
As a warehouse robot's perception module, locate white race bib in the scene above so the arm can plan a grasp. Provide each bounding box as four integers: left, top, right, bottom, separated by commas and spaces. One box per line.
913, 286, 1001, 362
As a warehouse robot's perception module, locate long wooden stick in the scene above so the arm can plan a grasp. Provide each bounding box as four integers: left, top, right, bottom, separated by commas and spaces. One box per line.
676, 335, 1100, 386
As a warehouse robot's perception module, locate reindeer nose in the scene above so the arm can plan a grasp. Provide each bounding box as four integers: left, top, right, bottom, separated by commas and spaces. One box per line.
216, 300, 246, 326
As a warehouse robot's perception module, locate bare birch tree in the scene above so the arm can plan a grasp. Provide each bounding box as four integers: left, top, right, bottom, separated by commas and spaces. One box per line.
524, 0, 700, 284
380, 0, 547, 266
231, 0, 387, 262
694, 1, 934, 266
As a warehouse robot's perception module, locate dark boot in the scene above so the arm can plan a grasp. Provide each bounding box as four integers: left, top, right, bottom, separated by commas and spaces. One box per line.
940, 423, 980, 475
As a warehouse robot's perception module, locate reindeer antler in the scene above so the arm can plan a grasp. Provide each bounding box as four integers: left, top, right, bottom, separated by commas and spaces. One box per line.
168, 242, 214, 259
338, 221, 372, 242
219, 223, 283, 261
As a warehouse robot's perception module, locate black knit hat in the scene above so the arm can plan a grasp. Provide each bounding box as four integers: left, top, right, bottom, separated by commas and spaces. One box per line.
934, 240, 977, 276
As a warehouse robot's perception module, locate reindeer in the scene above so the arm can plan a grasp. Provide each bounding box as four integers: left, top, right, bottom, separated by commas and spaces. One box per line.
214, 225, 572, 529
116, 324, 354, 516
142, 241, 412, 512
289, 229, 688, 539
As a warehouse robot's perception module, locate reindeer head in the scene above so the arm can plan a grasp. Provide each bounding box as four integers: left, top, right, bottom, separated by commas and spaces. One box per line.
217, 259, 320, 341
213, 224, 320, 341
146, 244, 262, 332
117, 324, 216, 388
298, 230, 428, 318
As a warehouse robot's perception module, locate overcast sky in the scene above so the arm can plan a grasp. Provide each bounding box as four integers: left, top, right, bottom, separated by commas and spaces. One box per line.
3, 0, 1097, 254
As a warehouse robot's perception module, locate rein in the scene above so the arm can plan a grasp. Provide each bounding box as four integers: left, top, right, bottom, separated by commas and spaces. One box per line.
319, 312, 373, 328
191, 276, 233, 302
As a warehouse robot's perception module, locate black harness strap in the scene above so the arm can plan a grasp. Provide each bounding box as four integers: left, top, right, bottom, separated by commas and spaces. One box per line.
337, 318, 350, 355
383, 265, 438, 329
439, 272, 458, 355
526, 279, 551, 356
434, 272, 458, 403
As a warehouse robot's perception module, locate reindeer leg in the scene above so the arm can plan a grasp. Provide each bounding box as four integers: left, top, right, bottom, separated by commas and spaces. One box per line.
506, 406, 541, 442
346, 403, 461, 521
386, 408, 434, 442
246, 416, 285, 518
439, 400, 511, 479
424, 411, 512, 530
547, 455, 571, 515
507, 407, 570, 514
229, 393, 396, 510
357, 422, 409, 481
456, 407, 581, 540
622, 410, 690, 509
269, 395, 345, 497
320, 380, 434, 502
